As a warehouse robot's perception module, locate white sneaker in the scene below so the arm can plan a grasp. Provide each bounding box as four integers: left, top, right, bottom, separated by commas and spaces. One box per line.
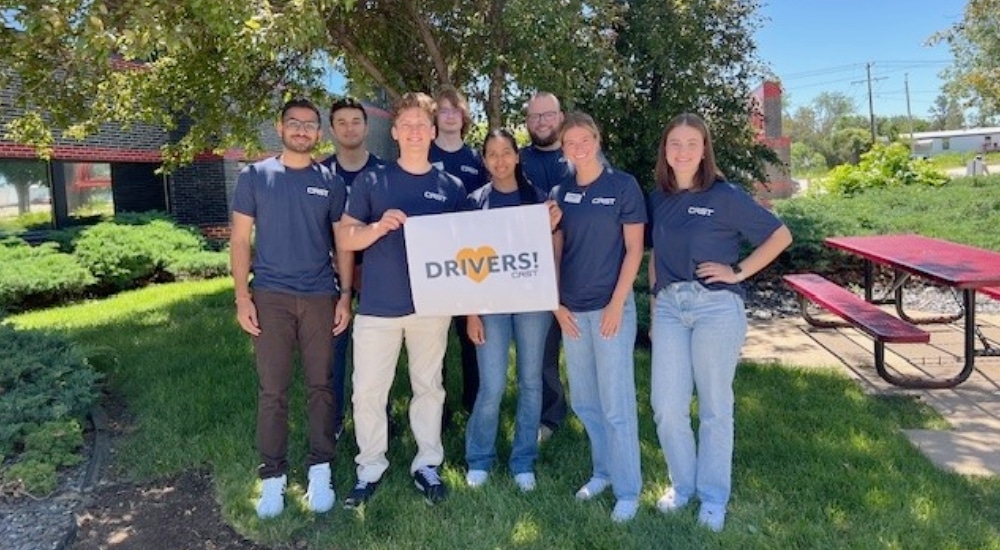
466, 469, 489, 487
698, 503, 727, 532
305, 463, 336, 513
611, 499, 639, 523
256, 474, 286, 519
537, 425, 554, 443
574, 477, 610, 501
513, 472, 536, 492
656, 488, 690, 514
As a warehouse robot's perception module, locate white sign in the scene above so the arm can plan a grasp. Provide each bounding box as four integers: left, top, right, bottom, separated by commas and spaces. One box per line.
404, 204, 559, 316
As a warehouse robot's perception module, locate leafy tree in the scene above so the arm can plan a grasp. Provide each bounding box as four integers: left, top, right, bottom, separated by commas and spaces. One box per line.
790, 142, 826, 176
0, 160, 47, 215
932, 0, 1000, 124
328, 0, 623, 129
582, 0, 772, 187
0, 0, 622, 164
928, 94, 966, 130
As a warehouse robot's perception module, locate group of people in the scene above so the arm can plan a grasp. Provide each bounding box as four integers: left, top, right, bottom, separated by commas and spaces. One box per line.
229, 89, 791, 531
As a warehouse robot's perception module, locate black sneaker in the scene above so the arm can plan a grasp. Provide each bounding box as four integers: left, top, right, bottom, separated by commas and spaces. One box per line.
413, 466, 447, 505
343, 478, 380, 509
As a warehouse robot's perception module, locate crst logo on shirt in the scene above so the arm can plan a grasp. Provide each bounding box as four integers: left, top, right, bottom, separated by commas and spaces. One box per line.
688, 206, 714, 216
591, 197, 616, 206
425, 246, 540, 283
306, 187, 329, 197
460, 165, 480, 175
424, 191, 448, 202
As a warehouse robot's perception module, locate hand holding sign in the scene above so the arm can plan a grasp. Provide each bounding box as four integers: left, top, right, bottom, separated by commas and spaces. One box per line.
404, 204, 559, 316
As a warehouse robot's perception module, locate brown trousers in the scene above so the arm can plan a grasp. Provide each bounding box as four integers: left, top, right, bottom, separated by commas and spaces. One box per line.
253, 290, 340, 479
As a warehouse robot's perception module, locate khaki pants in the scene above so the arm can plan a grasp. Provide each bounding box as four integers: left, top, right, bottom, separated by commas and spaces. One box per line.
351, 313, 451, 482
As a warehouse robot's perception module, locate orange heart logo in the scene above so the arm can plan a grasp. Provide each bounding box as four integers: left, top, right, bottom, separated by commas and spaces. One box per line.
455, 246, 497, 283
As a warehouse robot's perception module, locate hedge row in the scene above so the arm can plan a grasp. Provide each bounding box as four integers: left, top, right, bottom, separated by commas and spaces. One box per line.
0, 213, 229, 312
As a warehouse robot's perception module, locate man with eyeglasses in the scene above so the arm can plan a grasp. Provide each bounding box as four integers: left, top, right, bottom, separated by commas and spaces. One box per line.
336, 92, 466, 508
520, 91, 574, 443
231, 98, 351, 519
320, 97, 384, 442
429, 87, 488, 419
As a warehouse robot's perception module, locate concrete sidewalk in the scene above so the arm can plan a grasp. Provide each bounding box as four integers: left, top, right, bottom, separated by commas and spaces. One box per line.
742, 310, 1000, 477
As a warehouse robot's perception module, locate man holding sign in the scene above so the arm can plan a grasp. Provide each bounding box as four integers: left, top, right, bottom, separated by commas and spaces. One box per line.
335, 92, 466, 508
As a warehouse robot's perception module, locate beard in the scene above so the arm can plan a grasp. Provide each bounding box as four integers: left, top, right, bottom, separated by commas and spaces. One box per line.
529, 129, 558, 148
282, 134, 317, 154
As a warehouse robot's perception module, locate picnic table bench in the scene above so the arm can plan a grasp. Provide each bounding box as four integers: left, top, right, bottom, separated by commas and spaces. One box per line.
787, 235, 1000, 389
783, 273, 930, 385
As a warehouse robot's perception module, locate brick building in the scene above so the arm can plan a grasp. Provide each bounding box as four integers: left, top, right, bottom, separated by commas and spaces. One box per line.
749, 81, 797, 204
0, 83, 394, 240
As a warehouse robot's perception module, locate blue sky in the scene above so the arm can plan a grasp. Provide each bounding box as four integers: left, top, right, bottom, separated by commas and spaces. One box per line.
754, 1, 967, 119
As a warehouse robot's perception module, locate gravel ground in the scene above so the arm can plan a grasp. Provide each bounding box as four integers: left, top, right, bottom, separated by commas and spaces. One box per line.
2, 279, 997, 550
0, 442, 91, 550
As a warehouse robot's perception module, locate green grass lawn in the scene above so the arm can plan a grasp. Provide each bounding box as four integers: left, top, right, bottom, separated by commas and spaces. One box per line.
11, 278, 1000, 549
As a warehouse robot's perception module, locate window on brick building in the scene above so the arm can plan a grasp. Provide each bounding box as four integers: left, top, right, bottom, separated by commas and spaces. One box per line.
62, 162, 113, 222
0, 159, 52, 232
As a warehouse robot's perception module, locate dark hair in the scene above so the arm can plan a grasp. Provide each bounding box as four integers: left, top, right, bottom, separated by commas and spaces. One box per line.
329, 97, 368, 124
482, 128, 540, 205
280, 98, 321, 123
392, 92, 435, 123
654, 113, 725, 193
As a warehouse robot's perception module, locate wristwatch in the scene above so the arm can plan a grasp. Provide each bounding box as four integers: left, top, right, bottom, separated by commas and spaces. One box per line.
732, 264, 744, 282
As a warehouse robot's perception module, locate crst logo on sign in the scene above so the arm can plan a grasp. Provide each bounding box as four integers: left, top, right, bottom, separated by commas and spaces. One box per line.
425, 246, 540, 283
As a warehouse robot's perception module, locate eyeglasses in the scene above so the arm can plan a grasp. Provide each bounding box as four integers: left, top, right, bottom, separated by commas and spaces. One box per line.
283, 118, 320, 132
526, 111, 559, 123
438, 107, 462, 118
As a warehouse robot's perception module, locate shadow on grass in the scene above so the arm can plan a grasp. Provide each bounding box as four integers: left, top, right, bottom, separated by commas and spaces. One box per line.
18, 283, 1000, 549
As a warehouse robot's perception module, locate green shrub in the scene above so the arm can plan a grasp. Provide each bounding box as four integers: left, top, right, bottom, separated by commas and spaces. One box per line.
0, 324, 100, 457
21, 419, 85, 467
165, 249, 231, 280
0, 238, 95, 311
73, 219, 206, 289
3, 458, 57, 496
821, 142, 948, 196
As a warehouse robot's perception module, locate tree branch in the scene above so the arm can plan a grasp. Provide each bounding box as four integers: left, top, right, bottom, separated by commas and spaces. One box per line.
404, 0, 449, 86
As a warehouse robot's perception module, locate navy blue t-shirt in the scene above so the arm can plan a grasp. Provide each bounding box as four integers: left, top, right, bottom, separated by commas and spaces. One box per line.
519, 146, 574, 195
347, 163, 466, 316
231, 156, 346, 295
430, 142, 487, 195
321, 153, 384, 268
552, 167, 647, 311
649, 181, 783, 299
319, 153, 383, 190
468, 182, 546, 210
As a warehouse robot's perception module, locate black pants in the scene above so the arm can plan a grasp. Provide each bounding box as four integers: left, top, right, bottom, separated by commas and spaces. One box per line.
540, 320, 567, 429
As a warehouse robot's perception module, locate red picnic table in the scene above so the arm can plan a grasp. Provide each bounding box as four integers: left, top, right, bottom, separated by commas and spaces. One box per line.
824, 234, 1000, 388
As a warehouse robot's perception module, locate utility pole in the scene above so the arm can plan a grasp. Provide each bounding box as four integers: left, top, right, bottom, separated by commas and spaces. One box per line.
905, 73, 915, 154
852, 62, 886, 144
866, 63, 877, 143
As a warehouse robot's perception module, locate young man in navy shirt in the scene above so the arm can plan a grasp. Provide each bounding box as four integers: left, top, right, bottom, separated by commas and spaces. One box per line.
320, 97, 384, 440
230, 98, 351, 519
429, 87, 488, 417
336, 92, 466, 508
520, 92, 575, 442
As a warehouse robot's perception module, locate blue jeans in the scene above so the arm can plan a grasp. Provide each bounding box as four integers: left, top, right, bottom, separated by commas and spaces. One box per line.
562, 293, 641, 501
465, 311, 551, 474
651, 281, 747, 507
